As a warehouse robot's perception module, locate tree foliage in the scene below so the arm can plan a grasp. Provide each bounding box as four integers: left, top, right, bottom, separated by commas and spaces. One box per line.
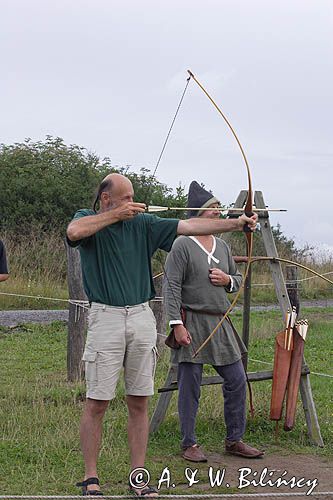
0, 137, 110, 232
0, 137, 186, 234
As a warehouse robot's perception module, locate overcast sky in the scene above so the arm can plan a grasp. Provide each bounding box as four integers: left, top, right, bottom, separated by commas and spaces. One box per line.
1, 0, 332, 255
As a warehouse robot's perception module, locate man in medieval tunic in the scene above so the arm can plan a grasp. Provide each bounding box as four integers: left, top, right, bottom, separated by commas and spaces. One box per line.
163, 181, 264, 462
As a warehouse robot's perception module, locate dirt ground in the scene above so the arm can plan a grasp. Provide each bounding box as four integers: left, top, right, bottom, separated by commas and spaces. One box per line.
177, 451, 333, 499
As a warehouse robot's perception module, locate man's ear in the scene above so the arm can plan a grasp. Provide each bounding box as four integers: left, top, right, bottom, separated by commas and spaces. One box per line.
100, 191, 111, 206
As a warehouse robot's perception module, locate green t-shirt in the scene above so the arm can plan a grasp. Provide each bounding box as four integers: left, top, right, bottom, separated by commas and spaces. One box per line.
68, 209, 179, 306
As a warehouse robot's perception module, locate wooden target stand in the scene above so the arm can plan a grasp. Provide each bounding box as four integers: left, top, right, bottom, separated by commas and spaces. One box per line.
149, 190, 324, 447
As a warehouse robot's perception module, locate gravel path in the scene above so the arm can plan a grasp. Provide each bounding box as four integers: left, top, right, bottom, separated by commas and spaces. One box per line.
1, 300, 332, 327
0, 309, 69, 327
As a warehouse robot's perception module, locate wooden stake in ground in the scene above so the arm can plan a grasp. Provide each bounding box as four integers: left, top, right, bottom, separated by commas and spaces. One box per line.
65, 241, 87, 382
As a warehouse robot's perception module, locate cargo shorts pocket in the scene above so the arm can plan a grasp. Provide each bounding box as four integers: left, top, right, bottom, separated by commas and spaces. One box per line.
148, 307, 157, 326
152, 346, 158, 378
82, 350, 98, 384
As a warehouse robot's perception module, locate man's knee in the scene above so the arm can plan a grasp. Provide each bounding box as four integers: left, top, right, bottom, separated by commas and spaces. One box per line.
221, 361, 246, 392
85, 398, 109, 417
178, 362, 203, 384
126, 395, 149, 416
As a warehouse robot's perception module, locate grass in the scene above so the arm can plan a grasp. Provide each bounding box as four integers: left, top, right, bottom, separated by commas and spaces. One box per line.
0, 308, 332, 495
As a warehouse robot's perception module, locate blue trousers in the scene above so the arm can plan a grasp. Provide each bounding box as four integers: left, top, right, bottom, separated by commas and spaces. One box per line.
177, 360, 247, 448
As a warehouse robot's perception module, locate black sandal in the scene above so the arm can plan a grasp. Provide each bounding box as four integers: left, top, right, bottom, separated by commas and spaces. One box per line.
129, 484, 158, 497
76, 477, 103, 496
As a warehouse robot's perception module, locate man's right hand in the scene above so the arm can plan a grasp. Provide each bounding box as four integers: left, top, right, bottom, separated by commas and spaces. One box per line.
113, 202, 146, 220
174, 324, 192, 346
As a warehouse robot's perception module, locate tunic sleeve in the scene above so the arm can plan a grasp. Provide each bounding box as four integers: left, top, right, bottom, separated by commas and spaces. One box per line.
225, 241, 243, 293
162, 237, 188, 322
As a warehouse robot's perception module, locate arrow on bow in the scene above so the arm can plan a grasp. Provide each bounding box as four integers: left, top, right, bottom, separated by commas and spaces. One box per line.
146, 205, 286, 213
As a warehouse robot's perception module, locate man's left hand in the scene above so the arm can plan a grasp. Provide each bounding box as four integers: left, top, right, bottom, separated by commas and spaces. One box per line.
209, 268, 230, 287
239, 213, 258, 231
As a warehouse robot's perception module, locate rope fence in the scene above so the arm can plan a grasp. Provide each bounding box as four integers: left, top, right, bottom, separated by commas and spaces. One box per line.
1, 286, 332, 379
248, 358, 333, 380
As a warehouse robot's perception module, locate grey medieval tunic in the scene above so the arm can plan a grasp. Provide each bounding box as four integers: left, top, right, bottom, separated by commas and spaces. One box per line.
163, 235, 247, 365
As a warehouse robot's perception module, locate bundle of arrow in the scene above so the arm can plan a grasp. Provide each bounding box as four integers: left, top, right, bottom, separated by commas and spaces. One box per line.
270, 308, 310, 432
295, 319, 309, 340
283, 306, 309, 349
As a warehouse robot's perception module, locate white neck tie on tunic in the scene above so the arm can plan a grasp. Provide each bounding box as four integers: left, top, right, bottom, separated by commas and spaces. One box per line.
188, 236, 220, 265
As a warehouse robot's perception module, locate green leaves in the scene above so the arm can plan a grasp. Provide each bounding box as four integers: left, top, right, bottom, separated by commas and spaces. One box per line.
0, 137, 188, 233
0, 137, 110, 233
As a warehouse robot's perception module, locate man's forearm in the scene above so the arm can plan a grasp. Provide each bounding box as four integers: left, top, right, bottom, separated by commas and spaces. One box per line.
177, 217, 242, 236
67, 211, 120, 241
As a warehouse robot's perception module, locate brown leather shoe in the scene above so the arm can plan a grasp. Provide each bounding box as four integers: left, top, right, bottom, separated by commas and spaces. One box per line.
182, 444, 207, 462
225, 439, 264, 458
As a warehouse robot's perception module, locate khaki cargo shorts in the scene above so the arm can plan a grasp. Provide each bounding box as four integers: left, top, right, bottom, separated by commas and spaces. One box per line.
82, 302, 158, 400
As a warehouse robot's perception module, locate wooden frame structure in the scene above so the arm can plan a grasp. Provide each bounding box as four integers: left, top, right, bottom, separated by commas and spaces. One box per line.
150, 190, 324, 447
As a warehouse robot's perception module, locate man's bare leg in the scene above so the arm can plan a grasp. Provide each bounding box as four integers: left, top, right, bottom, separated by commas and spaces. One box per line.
80, 398, 109, 492
127, 395, 157, 496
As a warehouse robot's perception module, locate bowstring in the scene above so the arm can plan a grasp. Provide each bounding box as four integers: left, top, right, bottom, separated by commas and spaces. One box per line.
144, 75, 194, 351
142, 76, 191, 205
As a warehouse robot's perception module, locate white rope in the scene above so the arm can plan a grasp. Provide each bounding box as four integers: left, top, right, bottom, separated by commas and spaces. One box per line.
249, 358, 272, 366
249, 359, 333, 379
0, 292, 163, 304
0, 292, 89, 324
1, 293, 332, 378
0, 494, 331, 499
0, 272, 164, 305
0, 291, 89, 307
0, 291, 72, 303
251, 283, 275, 287
311, 371, 333, 379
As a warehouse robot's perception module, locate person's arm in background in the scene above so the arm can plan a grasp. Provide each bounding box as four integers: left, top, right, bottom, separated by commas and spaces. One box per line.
163, 240, 191, 347
0, 240, 9, 282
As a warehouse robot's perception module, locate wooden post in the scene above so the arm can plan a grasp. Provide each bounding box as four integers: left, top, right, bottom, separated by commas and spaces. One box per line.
65, 241, 87, 382
254, 191, 291, 317
242, 267, 252, 371
150, 364, 178, 433
286, 265, 300, 315
150, 274, 166, 350
299, 374, 324, 447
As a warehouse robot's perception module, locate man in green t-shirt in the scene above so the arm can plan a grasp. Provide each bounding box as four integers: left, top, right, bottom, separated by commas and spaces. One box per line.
67, 173, 257, 496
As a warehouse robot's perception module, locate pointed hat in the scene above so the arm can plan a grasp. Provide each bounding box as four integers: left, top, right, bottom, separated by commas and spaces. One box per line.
187, 181, 219, 218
